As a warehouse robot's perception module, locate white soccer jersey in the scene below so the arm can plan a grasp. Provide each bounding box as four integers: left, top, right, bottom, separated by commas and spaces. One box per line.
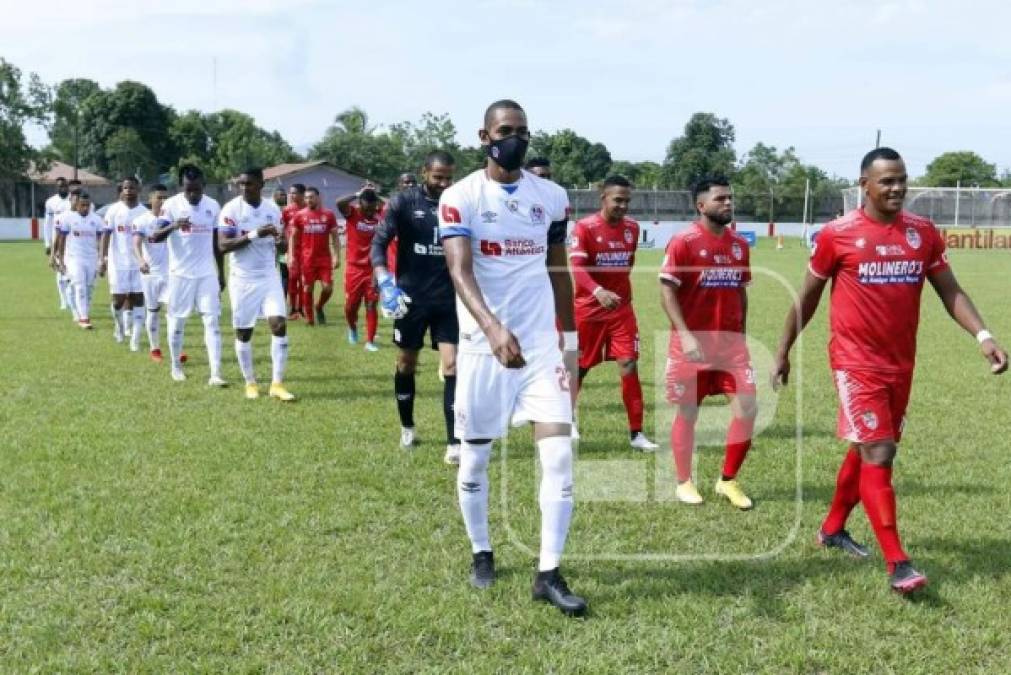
160, 194, 221, 279
44, 194, 69, 247
132, 211, 169, 276
218, 196, 283, 280
438, 168, 569, 355
59, 211, 104, 262
103, 202, 149, 274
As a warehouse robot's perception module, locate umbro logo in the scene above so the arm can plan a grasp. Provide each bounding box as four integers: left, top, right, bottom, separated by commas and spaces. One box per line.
481, 211, 498, 223
413, 210, 426, 219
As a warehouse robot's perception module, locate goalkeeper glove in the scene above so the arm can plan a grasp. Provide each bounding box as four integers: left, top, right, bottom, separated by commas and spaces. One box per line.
377, 272, 411, 319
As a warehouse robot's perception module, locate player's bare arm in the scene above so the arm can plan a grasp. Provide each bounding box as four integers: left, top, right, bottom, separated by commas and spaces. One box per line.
217, 224, 277, 254
370, 207, 396, 280
329, 230, 339, 269
740, 286, 748, 334
771, 270, 829, 387
547, 240, 578, 383
54, 230, 67, 275
927, 267, 1008, 374
132, 232, 150, 274
98, 227, 110, 276
660, 279, 702, 362
150, 217, 185, 243
336, 182, 374, 218
443, 235, 524, 368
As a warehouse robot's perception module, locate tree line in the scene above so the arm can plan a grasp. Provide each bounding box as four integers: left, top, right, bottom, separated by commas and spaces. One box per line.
2, 57, 1009, 212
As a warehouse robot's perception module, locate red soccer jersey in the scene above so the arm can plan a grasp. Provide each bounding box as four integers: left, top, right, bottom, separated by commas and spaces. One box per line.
659, 222, 752, 363
282, 203, 304, 258
294, 207, 337, 264
344, 205, 381, 268
569, 213, 638, 322
809, 208, 949, 374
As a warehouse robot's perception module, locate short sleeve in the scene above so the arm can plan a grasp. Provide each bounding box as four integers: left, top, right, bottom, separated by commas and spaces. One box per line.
808, 226, 837, 279
568, 222, 589, 259
218, 204, 238, 236
327, 211, 338, 232
438, 188, 472, 239
740, 241, 753, 285
926, 224, 950, 275
658, 237, 688, 286
101, 208, 114, 232
57, 216, 69, 234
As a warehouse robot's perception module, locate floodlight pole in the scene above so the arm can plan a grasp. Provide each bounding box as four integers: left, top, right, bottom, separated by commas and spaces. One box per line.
802, 178, 811, 225
954, 180, 961, 227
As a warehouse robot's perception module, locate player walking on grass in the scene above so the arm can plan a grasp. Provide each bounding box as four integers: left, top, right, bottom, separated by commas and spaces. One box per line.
337, 186, 383, 351
371, 150, 461, 461
132, 184, 180, 363
291, 187, 339, 326
569, 175, 658, 451
54, 192, 104, 329
659, 176, 758, 510
282, 184, 306, 319
151, 165, 226, 386
772, 147, 1008, 594
218, 168, 295, 402
101, 177, 149, 351
43, 177, 71, 310
440, 99, 586, 617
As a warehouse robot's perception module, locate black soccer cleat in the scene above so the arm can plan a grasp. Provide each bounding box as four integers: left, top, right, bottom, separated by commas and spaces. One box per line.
890, 561, 928, 595
470, 551, 495, 589
817, 529, 870, 559
532, 568, 587, 617
316, 307, 326, 325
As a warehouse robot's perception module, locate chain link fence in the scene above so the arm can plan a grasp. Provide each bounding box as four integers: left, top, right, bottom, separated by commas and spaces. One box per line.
842, 187, 1011, 227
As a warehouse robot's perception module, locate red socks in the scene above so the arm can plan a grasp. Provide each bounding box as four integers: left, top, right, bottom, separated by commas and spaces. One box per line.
344, 299, 359, 331
859, 461, 908, 567
821, 447, 862, 534
721, 416, 754, 479
366, 305, 378, 342
302, 286, 314, 322
620, 371, 644, 432
671, 415, 694, 482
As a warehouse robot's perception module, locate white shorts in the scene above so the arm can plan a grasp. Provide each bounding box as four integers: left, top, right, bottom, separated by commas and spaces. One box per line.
228, 274, 286, 329
454, 348, 573, 440
142, 273, 168, 310
109, 268, 142, 294
167, 274, 220, 319
66, 260, 96, 287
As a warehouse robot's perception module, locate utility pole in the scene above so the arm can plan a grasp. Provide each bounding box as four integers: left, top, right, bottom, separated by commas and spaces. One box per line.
875, 129, 881, 148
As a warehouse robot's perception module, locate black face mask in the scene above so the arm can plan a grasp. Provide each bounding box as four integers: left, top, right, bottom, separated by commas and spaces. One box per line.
485, 134, 529, 172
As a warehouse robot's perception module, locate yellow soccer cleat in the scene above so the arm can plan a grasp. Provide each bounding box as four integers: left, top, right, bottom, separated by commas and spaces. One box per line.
244, 383, 260, 400
269, 383, 296, 402
675, 480, 704, 505
715, 478, 753, 510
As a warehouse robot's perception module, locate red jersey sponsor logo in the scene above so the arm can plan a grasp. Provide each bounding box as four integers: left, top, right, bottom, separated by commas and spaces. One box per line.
441, 204, 462, 224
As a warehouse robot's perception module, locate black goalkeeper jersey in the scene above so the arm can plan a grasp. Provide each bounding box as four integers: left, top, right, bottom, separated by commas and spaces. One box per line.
370, 185, 455, 309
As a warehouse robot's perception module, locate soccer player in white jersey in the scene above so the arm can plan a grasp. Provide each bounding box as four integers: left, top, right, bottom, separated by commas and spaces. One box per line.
54, 192, 105, 329
438, 99, 586, 617
132, 183, 182, 363
150, 164, 226, 385
102, 177, 149, 351
43, 177, 71, 309
217, 168, 295, 402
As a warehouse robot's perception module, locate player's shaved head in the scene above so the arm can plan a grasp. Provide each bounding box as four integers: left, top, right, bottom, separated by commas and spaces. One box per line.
424, 150, 455, 169
305, 186, 320, 196
422, 152, 455, 199
860, 147, 902, 174
484, 99, 524, 129
68, 179, 82, 188
241, 167, 264, 183
56, 177, 68, 186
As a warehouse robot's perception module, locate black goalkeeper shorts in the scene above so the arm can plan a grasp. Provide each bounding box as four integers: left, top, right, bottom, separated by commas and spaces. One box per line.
393, 304, 459, 351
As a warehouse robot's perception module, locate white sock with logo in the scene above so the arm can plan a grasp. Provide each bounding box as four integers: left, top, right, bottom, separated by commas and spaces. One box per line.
458, 441, 492, 553
202, 313, 222, 378
235, 339, 255, 384
146, 310, 160, 350
537, 435, 574, 571
168, 316, 185, 367
271, 335, 288, 384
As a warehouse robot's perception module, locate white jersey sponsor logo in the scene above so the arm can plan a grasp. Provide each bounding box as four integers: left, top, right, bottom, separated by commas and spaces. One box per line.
219, 196, 282, 280
161, 194, 221, 279
104, 202, 149, 273
133, 211, 169, 276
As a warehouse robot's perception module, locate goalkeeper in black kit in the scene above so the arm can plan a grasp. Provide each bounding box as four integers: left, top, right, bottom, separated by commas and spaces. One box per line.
371, 151, 462, 464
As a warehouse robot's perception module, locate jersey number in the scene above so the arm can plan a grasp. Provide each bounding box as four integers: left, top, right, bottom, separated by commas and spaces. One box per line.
556, 366, 571, 392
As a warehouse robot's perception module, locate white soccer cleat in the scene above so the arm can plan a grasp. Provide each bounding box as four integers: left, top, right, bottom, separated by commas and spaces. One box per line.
400, 426, 416, 448
113, 327, 124, 343
364, 342, 379, 352
129, 338, 140, 353
171, 367, 186, 382
444, 443, 461, 465
207, 375, 228, 387
571, 424, 580, 440
675, 480, 705, 505
630, 432, 659, 452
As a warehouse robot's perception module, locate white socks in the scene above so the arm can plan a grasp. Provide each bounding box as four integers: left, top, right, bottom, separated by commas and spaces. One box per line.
201, 313, 222, 378
271, 335, 288, 384
168, 316, 185, 367
57, 272, 70, 310
537, 435, 574, 572
73, 282, 90, 320
235, 339, 255, 384
111, 303, 123, 335
457, 441, 492, 553
146, 310, 160, 350
130, 307, 143, 350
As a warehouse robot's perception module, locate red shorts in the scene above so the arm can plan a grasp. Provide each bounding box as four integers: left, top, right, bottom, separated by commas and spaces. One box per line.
833, 369, 912, 443
344, 266, 378, 305
576, 308, 639, 370
301, 260, 333, 286
665, 358, 756, 406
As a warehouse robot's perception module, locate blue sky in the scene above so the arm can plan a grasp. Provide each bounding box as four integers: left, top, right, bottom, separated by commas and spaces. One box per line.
5, 0, 1011, 179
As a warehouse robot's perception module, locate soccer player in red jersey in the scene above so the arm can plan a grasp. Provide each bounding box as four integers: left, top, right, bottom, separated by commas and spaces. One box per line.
291, 187, 339, 326
282, 184, 306, 319
569, 175, 658, 451
337, 184, 383, 351
659, 176, 758, 510
773, 147, 1008, 594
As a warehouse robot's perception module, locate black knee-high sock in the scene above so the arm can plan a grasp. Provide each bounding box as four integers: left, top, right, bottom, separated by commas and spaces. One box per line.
394, 372, 415, 427
443, 375, 459, 444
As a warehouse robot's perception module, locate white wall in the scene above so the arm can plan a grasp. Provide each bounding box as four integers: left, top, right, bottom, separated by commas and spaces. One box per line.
0, 218, 34, 240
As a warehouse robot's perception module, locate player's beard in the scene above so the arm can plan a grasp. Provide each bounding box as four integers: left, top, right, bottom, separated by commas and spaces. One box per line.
707, 209, 734, 226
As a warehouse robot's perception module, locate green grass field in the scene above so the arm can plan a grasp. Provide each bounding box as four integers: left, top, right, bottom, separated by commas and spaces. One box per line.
1, 239, 1009, 673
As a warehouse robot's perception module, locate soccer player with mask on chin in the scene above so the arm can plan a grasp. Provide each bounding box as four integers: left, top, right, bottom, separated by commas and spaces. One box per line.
773, 147, 1008, 594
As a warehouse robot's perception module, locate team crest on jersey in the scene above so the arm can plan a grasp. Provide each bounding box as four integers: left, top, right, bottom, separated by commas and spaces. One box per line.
905, 227, 922, 249
224, 217, 236, 227
624, 229, 633, 244
205, 209, 213, 217
530, 204, 545, 224
505, 199, 520, 213
861, 411, 879, 431
481, 211, 498, 224
731, 242, 743, 260
699, 249, 708, 258
855, 237, 867, 249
